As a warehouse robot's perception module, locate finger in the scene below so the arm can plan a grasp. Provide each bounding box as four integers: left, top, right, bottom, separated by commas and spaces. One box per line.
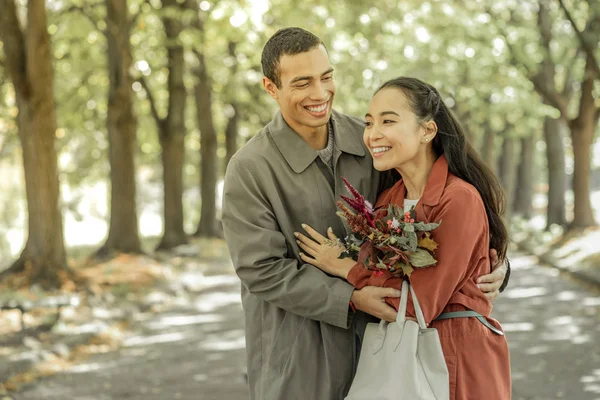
477, 281, 501, 293
377, 287, 401, 298
327, 227, 339, 241
301, 224, 327, 244
489, 249, 499, 269
299, 252, 318, 265
477, 269, 502, 283
381, 308, 398, 323
484, 290, 499, 302
297, 241, 319, 258
294, 232, 320, 251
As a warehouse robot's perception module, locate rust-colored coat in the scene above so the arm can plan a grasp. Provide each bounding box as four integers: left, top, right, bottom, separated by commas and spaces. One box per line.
347, 155, 511, 400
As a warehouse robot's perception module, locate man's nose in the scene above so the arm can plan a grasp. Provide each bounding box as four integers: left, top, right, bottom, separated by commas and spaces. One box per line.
309, 81, 328, 101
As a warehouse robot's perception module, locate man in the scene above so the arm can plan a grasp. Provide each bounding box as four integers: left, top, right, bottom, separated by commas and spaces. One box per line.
222, 27, 508, 400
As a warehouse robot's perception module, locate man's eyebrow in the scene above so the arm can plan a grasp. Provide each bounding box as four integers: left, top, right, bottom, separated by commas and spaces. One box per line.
290, 76, 313, 84
290, 68, 334, 84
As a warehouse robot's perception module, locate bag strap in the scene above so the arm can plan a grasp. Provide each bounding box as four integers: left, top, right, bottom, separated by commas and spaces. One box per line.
408, 283, 428, 329
395, 280, 427, 329
435, 311, 504, 336
395, 280, 409, 323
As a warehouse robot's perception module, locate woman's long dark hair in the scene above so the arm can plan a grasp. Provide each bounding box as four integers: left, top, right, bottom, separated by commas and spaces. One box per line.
376, 77, 508, 260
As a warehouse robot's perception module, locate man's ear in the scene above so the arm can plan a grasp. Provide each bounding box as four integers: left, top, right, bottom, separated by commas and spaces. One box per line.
262, 77, 279, 100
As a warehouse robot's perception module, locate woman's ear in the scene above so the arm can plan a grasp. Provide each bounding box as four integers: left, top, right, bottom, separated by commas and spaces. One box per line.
422, 120, 438, 143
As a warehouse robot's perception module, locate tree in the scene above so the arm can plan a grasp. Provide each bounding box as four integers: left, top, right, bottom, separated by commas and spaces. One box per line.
497, 134, 520, 220
513, 135, 536, 218
0, 0, 69, 288
188, 0, 221, 237
99, 0, 142, 255
491, 0, 599, 228
224, 40, 240, 169
140, 0, 188, 250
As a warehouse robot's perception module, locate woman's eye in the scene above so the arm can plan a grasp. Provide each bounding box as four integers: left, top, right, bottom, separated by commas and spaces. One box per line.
365, 121, 373, 127
383, 119, 395, 124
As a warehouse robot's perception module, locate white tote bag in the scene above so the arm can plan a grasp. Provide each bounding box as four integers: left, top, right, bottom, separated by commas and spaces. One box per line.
345, 280, 449, 400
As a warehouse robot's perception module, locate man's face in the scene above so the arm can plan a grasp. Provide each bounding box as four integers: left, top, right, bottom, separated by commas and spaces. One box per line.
263, 45, 335, 133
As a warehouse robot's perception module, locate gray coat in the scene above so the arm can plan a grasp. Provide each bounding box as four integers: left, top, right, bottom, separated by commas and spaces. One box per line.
222, 109, 380, 400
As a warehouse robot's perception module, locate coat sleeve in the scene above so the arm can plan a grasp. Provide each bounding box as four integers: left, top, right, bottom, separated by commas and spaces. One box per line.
222, 157, 355, 329
407, 186, 491, 323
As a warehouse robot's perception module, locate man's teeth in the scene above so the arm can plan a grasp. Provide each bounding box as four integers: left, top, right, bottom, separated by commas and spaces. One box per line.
373, 147, 391, 154
306, 103, 328, 113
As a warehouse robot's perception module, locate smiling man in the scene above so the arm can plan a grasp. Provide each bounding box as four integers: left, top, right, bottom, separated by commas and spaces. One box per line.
222, 28, 392, 400
221, 27, 508, 400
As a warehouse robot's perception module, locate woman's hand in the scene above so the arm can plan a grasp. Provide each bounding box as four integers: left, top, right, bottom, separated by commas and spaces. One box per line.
295, 224, 355, 279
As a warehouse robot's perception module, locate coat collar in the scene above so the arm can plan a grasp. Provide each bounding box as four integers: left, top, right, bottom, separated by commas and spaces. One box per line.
269, 109, 365, 174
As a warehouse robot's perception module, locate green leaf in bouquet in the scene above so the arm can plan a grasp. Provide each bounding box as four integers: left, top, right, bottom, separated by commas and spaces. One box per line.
387, 204, 395, 217
407, 248, 437, 267
387, 235, 410, 247
413, 221, 441, 231
403, 224, 415, 233
408, 232, 418, 251
374, 219, 387, 231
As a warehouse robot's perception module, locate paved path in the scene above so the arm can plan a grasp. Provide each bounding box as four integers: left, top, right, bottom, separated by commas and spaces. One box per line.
12, 251, 600, 400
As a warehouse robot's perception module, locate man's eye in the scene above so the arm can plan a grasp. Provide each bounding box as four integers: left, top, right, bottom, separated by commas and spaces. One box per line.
296, 83, 309, 88
365, 121, 373, 127
322, 76, 332, 81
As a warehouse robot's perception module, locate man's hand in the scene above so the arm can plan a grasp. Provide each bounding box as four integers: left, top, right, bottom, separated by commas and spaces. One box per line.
351, 286, 400, 322
477, 249, 507, 301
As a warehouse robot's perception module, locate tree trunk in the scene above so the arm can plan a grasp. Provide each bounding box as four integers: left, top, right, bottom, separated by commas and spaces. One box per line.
497, 137, 519, 221
224, 41, 240, 170
225, 102, 239, 169
480, 122, 496, 173
194, 51, 221, 237
100, 0, 141, 255
156, 0, 187, 250
513, 135, 535, 218
543, 115, 568, 228
568, 54, 598, 228
0, 0, 69, 289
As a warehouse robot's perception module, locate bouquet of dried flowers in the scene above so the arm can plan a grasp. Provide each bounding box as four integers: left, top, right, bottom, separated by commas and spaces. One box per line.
337, 178, 441, 277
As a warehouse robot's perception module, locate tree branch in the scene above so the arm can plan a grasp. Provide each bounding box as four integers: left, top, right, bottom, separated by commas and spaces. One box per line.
0, 0, 29, 97
557, 0, 600, 77
137, 75, 164, 128
561, 48, 580, 101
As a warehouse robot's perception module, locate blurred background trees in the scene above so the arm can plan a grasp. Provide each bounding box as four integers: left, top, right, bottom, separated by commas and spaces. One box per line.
0, 0, 598, 289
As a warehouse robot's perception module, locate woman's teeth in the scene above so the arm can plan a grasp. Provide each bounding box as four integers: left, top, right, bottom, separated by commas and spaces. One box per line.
373, 147, 391, 154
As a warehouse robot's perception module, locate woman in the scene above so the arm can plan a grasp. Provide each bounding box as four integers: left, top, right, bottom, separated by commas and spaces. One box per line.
295, 77, 511, 399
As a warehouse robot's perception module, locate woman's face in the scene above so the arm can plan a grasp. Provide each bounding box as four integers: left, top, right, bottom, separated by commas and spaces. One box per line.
363, 87, 429, 171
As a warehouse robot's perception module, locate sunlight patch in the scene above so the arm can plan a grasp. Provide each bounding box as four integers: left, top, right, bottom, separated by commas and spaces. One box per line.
124, 331, 186, 347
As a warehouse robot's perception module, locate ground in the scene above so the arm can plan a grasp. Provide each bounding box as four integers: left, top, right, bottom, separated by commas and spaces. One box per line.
1, 245, 599, 400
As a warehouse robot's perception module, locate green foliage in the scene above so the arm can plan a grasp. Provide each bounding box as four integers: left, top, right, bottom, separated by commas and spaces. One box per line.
0, 0, 598, 239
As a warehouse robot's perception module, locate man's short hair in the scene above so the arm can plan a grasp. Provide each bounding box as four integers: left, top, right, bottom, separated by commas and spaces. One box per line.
261, 27, 325, 88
